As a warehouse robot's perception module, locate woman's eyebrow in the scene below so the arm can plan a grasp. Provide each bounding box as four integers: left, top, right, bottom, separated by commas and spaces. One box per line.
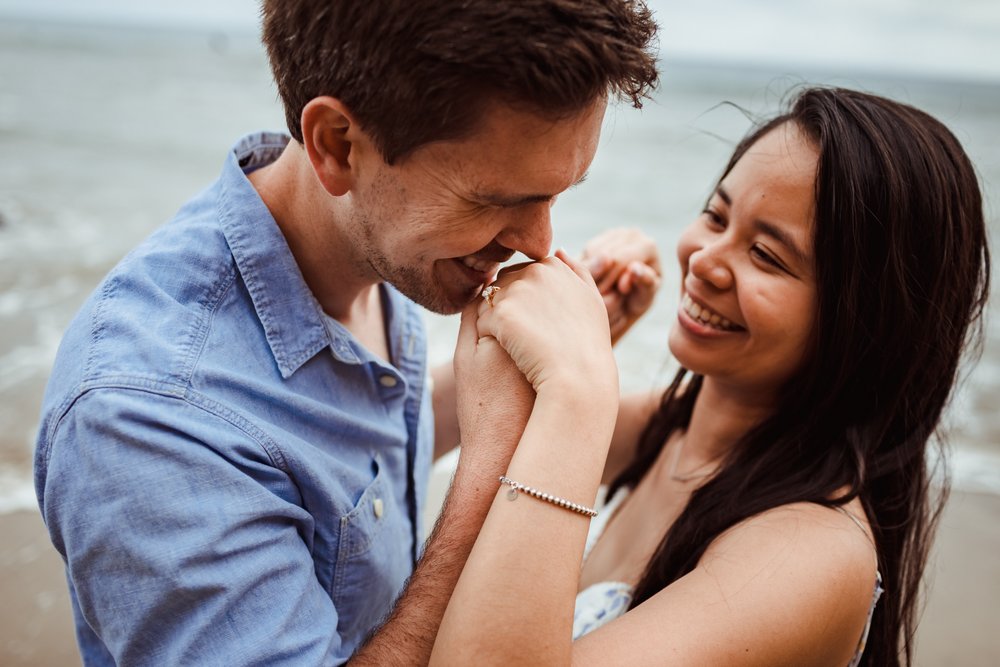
716, 185, 810, 267
753, 219, 810, 267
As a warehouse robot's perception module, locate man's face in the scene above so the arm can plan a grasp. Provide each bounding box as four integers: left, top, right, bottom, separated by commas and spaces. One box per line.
345, 98, 607, 314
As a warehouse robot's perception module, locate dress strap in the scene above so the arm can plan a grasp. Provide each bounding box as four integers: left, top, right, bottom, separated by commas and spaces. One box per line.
831, 505, 879, 563
824, 505, 884, 667
832, 505, 873, 543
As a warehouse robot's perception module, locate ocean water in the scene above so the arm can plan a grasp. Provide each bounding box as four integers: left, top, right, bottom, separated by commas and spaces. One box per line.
1, 19, 998, 515
2, 0, 999, 81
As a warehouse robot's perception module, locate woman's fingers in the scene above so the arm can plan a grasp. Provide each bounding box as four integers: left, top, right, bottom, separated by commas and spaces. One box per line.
588, 254, 626, 294
555, 248, 599, 286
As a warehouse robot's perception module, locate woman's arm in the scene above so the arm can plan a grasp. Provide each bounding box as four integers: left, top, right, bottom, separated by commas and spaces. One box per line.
431, 253, 619, 665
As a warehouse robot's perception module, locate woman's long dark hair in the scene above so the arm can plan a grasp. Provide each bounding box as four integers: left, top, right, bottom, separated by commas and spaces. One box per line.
609, 88, 990, 666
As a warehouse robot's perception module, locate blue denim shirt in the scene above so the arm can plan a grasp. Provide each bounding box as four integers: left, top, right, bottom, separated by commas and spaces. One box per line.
34, 133, 434, 666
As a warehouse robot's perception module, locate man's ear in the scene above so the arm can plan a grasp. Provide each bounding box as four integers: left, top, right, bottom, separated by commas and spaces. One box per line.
300, 97, 364, 197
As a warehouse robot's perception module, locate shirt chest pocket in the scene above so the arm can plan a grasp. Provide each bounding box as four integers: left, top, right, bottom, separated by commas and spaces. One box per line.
331, 456, 413, 645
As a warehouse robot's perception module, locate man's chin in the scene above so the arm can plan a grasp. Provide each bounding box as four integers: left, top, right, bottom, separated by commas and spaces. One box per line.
392, 279, 480, 315
421, 287, 481, 315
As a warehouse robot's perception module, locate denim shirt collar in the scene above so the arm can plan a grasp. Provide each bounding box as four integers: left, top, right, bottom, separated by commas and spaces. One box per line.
217, 132, 338, 378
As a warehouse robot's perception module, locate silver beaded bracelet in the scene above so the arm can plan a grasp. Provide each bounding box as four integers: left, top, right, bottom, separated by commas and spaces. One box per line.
498, 476, 598, 518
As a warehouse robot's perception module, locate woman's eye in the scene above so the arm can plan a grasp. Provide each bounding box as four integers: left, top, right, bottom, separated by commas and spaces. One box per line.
751, 245, 783, 269
702, 209, 724, 228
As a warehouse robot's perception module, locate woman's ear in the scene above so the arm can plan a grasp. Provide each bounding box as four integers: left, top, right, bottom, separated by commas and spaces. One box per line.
300, 96, 362, 196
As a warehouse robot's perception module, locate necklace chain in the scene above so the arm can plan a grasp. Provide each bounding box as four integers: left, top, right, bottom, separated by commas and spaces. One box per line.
668, 436, 722, 483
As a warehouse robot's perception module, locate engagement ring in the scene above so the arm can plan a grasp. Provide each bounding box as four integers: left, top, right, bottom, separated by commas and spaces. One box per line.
481, 285, 501, 307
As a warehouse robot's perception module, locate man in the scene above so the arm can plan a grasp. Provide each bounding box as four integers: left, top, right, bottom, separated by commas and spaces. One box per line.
35, 1, 659, 664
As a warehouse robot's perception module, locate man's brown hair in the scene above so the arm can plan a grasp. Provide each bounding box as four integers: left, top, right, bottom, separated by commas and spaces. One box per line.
261, 0, 659, 164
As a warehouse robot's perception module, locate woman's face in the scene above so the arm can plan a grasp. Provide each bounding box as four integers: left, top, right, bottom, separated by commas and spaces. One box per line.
668, 122, 819, 399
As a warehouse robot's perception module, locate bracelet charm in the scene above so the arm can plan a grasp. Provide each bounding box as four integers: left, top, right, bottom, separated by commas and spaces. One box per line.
498, 476, 598, 518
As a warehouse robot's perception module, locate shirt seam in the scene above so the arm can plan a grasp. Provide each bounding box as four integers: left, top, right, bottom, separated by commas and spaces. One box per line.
175, 260, 240, 386
38, 377, 293, 510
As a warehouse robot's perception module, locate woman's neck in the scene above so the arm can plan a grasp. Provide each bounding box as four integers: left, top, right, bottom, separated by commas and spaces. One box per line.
683, 378, 778, 465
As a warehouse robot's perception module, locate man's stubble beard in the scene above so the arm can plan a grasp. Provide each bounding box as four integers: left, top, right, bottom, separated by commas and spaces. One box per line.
355, 211, 471, 316
354, 169, 478, 315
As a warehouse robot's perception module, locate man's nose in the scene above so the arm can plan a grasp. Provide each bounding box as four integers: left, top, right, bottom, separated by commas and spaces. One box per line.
493, 203, 554, 261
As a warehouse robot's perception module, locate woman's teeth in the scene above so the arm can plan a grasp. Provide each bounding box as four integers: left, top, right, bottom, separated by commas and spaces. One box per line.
682, 294, 739, 331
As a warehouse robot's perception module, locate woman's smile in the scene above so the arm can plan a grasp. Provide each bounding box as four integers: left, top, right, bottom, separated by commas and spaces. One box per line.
679, 293, 743, 332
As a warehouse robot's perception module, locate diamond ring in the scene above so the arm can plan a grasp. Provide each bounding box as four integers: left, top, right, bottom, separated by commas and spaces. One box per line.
481, 285, 501, 307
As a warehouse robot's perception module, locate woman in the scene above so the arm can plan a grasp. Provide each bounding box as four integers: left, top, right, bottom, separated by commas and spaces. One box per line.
430, 87, 990, 666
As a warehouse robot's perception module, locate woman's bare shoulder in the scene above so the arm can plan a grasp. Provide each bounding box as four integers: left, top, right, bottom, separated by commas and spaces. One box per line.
704, 499, 878, 602
573, 499, 879, 666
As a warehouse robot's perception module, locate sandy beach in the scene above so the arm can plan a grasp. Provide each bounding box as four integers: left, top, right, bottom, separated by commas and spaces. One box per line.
3, 485, 999, 665
1, 16, 998, 665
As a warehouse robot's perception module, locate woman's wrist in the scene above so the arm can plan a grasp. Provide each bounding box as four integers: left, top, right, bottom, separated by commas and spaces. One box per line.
530, 381, 619, 449
534, 361, 619, 415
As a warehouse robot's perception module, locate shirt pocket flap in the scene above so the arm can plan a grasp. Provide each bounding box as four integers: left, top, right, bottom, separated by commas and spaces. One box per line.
331, 454, 410, 643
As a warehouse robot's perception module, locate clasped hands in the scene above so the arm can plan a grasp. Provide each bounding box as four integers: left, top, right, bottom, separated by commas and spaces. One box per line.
453, 228, 660, 468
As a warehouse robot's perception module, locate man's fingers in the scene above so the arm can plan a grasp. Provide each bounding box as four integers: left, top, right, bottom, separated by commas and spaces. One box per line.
457, 299, 481, 352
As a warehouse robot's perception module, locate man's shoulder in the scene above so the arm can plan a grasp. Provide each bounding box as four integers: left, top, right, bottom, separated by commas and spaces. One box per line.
100, 195, 238, 368
39, 182, 247, 420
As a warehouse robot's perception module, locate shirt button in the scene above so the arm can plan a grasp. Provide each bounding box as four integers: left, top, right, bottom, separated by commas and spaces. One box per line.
379, 375, 398, 388
373, 498, 385, 519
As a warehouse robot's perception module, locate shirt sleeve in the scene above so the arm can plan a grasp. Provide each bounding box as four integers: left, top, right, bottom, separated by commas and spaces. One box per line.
39, 386, 349, 666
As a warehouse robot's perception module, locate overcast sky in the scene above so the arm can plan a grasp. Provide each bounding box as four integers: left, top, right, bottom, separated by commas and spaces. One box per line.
1, 0, 998, 82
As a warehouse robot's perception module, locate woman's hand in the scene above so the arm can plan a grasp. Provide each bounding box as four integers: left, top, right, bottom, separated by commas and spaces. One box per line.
582, 227, 662, 344
475, 251, 617, 402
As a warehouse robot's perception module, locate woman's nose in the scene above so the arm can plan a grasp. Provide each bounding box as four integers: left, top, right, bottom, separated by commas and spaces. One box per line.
688, 245, 734, 290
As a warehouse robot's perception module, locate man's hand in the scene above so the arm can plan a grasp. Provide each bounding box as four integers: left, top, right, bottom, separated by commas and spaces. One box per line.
581, 227, 661, 344
453, 300, 536, 479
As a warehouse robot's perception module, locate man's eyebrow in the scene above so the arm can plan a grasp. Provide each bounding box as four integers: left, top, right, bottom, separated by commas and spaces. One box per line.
471, 171, 589, 208
715, 185, 810, 267
472, 192, 553, 207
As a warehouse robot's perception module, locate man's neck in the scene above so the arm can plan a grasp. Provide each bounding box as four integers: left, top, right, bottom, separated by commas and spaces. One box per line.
247, 142, 390, 360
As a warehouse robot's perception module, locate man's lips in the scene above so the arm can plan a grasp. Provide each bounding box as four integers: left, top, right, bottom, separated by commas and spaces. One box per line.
460, 255, 500, 273
448, 257, 495, 288
453, 248, 514, 280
